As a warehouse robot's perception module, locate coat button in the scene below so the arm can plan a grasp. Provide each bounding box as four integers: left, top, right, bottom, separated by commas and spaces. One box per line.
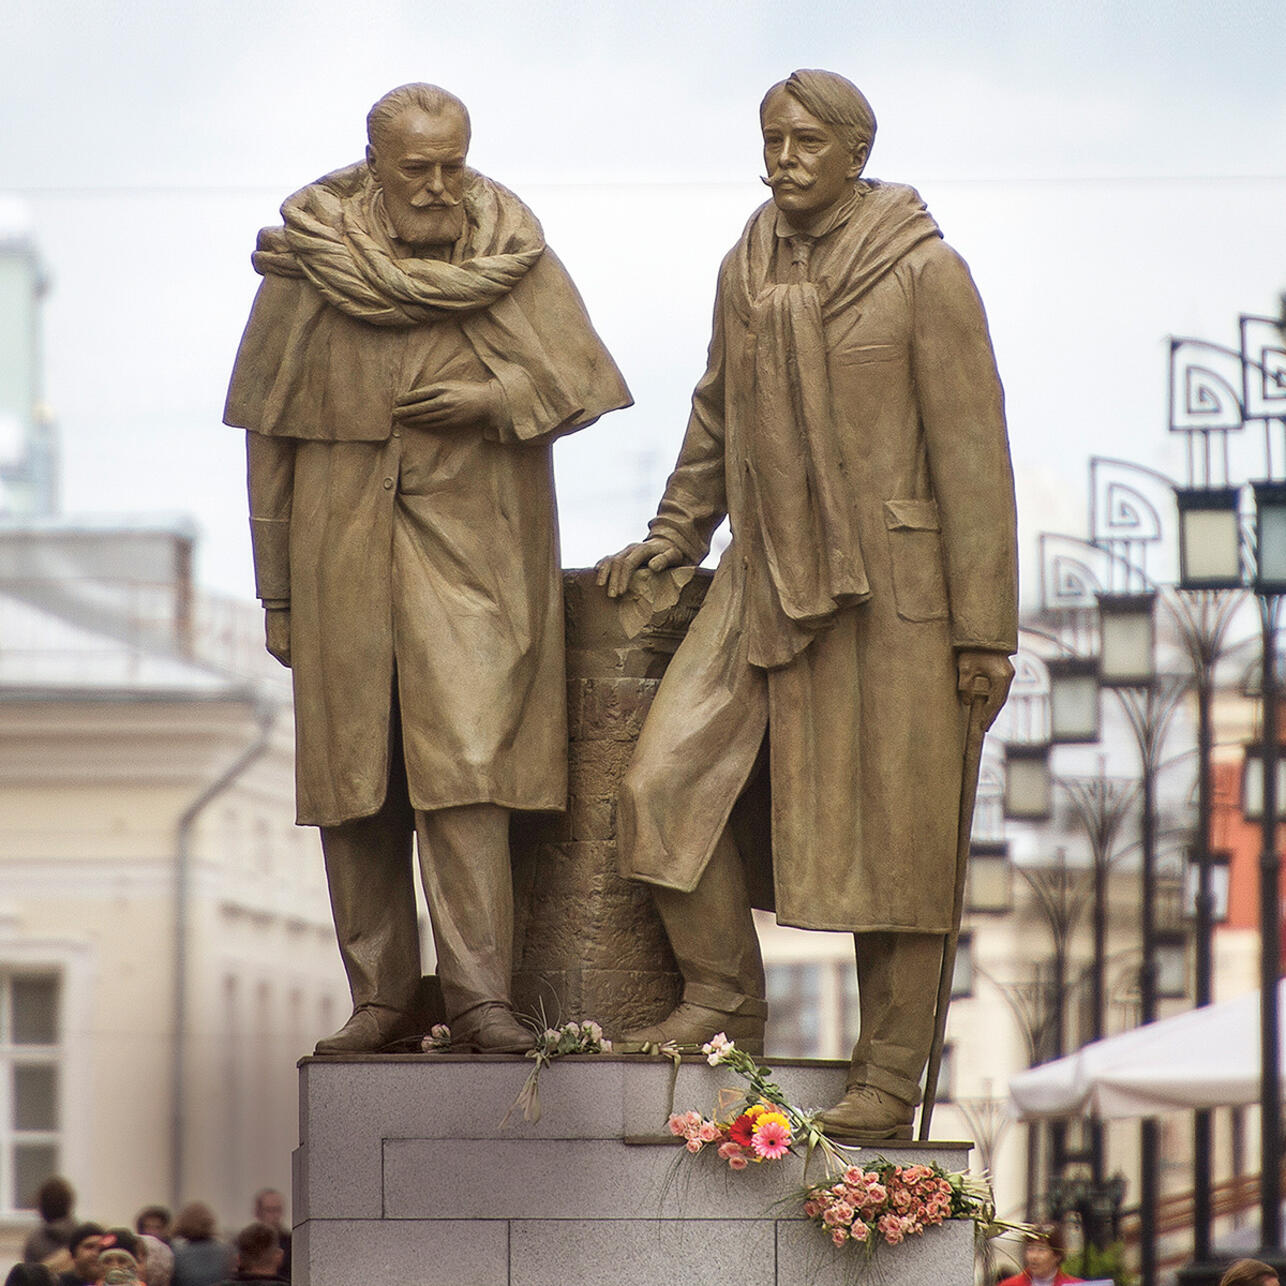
383, 477, 394, 490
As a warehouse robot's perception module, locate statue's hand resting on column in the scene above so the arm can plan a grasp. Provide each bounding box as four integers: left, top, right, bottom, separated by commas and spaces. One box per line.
595, 537, 687, 599
956, 648, 1013, 730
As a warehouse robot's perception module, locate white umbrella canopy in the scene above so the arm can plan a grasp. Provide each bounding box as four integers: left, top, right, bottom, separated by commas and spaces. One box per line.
1008, 980, 1286, 1120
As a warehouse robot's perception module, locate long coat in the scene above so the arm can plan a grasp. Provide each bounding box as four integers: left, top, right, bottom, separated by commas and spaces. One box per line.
225, 167, 631, 827
618, 184, 1017, 934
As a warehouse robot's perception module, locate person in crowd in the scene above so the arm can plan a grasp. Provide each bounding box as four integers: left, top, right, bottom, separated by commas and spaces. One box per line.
1220, 1261, 1281, 1286
57, 1224, 105, 1286
133, 1210, 171, 1245
137, 1237, 173, 1286
7, 1266, 59, 1286
248, 1194, 288, 1283
997, 1226, 1083, 1286
23, 1178, 77, 1264
170, 1205, 231, 1286
97, 1235, 139, 1265
215, 1225, 286, 1285
97, 1249, 141, 1286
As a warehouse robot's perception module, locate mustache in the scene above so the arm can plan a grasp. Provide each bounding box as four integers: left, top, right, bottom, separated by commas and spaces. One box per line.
413, 193, 464, 209
761, 171, 815, 191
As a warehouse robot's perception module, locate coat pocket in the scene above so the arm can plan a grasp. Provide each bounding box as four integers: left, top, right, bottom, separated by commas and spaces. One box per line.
884, 498, 949, 622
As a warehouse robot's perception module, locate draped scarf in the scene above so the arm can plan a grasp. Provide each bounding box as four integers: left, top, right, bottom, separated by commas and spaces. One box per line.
251, 162, 543, 325
723, 182, 941, 667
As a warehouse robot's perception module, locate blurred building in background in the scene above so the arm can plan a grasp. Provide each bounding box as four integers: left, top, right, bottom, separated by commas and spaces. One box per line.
0, 218, 349, 1255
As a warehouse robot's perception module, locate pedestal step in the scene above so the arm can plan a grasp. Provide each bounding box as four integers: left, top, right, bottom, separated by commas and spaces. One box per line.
295, 1055, 977, 1285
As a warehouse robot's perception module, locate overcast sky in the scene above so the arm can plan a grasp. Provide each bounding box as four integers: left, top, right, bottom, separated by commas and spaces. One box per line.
3, 0, 1285, 602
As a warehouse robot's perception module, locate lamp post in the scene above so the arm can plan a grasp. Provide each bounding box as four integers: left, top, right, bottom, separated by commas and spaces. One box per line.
1170, 317, 1286, 1280
1039, 522, 1182, 1286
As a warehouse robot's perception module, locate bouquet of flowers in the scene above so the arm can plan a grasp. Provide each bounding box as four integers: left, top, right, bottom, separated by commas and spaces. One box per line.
666, 1033, 1025, 1268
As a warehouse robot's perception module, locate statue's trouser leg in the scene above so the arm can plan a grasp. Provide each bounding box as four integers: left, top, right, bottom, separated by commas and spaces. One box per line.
651, 825, 765, 1001
848, 930, 944, 1105
414, 803, 514, 1021
320, 785, 420, 1018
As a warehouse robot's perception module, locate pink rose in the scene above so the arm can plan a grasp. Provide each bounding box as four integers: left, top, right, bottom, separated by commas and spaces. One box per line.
698, 1120, 721, 1143
850, 1219, 870, 1243
728, 1153, 748, 1171
843, 1166, 866, 1185
831, 1228, 848, 1247
667, 1115, 686, 1137
685, 1138, 702, 1154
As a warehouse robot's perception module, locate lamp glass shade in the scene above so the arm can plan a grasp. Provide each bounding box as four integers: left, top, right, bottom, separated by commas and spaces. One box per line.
1097, 592, 1156, 687
967, 844, 1013, 912
1241, 748, 1286, 821
1176, 488, 1242, 589
1003, 745, 1053, 820
1155, 938, 1189, 1000
1048, 660, 1101, 743
1255, 482, 1286, 592
1184, 851, 1232, 923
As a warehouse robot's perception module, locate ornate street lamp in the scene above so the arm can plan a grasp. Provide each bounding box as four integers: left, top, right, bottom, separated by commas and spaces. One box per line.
1169, 319, 1286, 1283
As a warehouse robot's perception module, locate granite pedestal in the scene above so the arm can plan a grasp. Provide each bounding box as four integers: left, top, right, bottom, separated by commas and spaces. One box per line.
294, 1055, 977, 1285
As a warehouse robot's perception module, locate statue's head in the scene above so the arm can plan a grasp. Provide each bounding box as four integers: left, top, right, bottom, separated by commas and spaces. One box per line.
759, 70, 876, 228
366, 83, 472, 247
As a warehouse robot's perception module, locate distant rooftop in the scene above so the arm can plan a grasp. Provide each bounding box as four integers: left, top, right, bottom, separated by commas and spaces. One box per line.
0, 586, 251, 699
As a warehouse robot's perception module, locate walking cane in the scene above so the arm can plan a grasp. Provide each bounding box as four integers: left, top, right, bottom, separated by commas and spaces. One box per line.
918, 673, 992, 1141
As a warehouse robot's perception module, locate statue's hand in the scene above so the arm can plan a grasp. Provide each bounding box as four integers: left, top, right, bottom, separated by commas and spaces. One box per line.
265, 605, 292, 669
595, 538, 686, 599
393, 380, 503, 432
956, 649, 1014, 730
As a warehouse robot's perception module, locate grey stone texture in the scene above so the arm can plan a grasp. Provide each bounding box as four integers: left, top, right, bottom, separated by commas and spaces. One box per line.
509, 569, 714, 1034
294, 1057, 978, 1285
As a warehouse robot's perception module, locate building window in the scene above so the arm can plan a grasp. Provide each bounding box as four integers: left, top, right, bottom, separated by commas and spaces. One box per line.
764, 962, 823, 1058
0, 972, 61, 1212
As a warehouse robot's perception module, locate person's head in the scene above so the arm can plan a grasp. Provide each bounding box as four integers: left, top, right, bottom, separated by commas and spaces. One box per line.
97, 1249, 140, 1285
171, 1202, 216, 1243
35, 1175, 74, 1224
1022, 1224, 1066, 1278
365, 83, 471, 248
759, 69, 876, 230
99, 1229, 140, 1261
234, 1222, 283, 1277
5, 1265, 58, 1286
1220, 1259, 1281, 1286
251, 1189, 285, 1231
134, 1206, 170, 1240
137, 1236, 173, 1286
68, 1223, 106, 1280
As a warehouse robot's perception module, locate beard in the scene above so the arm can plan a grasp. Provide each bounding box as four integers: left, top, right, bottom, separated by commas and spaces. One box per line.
381, 194, 466, 248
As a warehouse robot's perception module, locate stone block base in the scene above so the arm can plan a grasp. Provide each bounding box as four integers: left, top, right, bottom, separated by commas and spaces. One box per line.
294, 1055, 977, 1285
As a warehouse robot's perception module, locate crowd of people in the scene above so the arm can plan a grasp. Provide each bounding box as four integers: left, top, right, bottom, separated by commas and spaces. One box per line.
6, 1180, 291, 1286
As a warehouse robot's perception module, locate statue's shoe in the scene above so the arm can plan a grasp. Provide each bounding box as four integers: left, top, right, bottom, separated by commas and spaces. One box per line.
816, 1085, 914, 1141
450, 1002, 532, 1054
618, 989, 767, 1055
314, 1005, 415, 1055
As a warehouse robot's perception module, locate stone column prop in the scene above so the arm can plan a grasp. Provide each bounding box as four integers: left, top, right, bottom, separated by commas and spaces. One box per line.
509, 566, 711, 1033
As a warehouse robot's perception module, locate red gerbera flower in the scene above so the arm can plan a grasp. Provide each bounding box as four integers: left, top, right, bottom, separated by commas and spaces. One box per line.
728, 1114, 756, 1147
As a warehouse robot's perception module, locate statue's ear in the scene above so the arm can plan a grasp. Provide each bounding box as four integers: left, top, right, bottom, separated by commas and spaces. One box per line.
365, 144, 378, 176
849, 142, 870, 180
